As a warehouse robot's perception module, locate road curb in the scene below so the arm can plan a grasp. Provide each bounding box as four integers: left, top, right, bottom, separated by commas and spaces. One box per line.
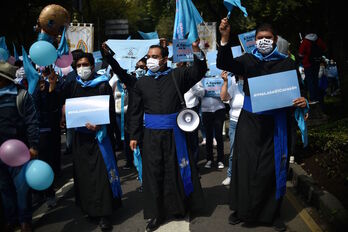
289, 163, 348, 232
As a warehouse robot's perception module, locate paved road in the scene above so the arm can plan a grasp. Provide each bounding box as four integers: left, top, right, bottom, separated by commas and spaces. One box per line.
30, 135, 323, 232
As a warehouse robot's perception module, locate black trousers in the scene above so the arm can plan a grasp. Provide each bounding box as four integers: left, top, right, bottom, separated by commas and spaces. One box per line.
202, 109, 225, 163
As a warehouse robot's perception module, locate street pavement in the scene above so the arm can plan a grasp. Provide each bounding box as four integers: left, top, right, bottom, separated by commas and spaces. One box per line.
30, 135, 323, 232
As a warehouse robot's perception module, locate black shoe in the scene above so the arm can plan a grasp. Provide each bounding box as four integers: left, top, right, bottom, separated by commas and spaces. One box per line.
99, 217, 112, 231
273, 219, 286, 232
228, 212, 241, 225
146, 217, 163, 232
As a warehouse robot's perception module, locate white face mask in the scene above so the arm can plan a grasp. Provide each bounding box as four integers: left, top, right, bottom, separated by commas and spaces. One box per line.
256, 38, 274, 55
77, 66, 92, 80
146, 58, 161, 72
134, 68, 146, 78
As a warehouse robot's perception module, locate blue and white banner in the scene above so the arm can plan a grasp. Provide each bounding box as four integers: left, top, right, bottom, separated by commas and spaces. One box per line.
65, 95, 110, 129
248, 70, 301, 113
202, 77, 224, 97
238, 30, 256, 53
106, 39, 159, 72
172, 39, 193, 63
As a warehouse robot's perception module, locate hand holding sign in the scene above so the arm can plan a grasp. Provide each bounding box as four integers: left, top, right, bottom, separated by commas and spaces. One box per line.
293, 97, 307, 108
219, 18, 230, 43
192, 38, 201, 52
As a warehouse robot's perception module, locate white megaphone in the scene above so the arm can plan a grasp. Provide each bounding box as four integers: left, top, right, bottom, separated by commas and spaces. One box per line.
177, 108, 200, 132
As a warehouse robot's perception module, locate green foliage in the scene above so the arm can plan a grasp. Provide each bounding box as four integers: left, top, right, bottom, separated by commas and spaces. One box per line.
305, 118, 348, 179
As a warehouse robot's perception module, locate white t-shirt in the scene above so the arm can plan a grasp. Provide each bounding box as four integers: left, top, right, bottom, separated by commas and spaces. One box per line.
227, 77, 244, 122
184, 81, 205, 108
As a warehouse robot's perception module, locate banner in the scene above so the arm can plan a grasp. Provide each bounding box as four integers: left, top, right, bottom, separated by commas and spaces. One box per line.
65, 95, 110, 129
202, 77, 224, 97
66, 23, 94, 52
106, 39, 159, 72
248, 70, 301, 113
197, 22, 217, 53
238, 30, 256, 53
172, 39, 193, 63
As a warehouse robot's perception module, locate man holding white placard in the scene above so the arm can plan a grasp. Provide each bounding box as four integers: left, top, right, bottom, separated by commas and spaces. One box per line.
62, 52, 121, 231
217, 19, 308, 231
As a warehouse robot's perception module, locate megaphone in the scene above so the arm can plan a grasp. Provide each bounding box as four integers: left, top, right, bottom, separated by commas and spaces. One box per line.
177, 108, 200, 132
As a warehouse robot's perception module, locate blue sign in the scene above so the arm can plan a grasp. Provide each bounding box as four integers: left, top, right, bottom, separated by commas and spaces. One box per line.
172, 39, 193, 63
202, 77, 224, 97
206, 51, 220, 77
232, 45, 243, 58
238, 30, 256, 53
106, 39, 159, 72
65, 95, 110, 129
248, 70, 301, 113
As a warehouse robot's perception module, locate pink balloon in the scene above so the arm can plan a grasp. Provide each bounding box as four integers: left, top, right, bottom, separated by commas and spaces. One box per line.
8, 56, 16, 65
55, 52, 73, 68
61, 66, 72, 76
0, 139, 30, 167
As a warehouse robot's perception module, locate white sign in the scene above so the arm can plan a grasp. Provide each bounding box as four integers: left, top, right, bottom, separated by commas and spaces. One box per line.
197, 22, 217, 53
65, 95, 110, 129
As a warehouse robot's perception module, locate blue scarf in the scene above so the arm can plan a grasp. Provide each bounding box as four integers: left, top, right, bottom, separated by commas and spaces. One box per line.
0, 84, 17, 97
76, 126, 122, 198
294, 101, 309, 147
243, 96, 288, 199
144, 113, 194, 196
117, 81, 125, 140
76, 74, 109, 88
133, 146, 142, 183
146, 67, 172, 79
252, 47, 288, 62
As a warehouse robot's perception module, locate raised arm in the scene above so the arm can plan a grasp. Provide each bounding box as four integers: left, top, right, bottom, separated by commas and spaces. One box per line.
178, 39, 208, 94
101, 42, 137, 88
216, 18, 244, 75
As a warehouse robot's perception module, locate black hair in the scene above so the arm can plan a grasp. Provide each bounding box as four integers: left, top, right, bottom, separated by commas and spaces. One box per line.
71, 49, 84, 61
149, 45, 169, 58
14, 60, 23, 67
137, 57, 147, 64
255, 23, 277, 37
76, 52, 95, 66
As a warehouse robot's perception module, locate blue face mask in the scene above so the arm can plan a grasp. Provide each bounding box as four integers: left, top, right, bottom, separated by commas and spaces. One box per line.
135, 68, 146, 79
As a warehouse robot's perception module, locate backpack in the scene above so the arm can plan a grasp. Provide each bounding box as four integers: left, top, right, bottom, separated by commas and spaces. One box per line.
16, 88, 27, 118
309, 40, 323, 64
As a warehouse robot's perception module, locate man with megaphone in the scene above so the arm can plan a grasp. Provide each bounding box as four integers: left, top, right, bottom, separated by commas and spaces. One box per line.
128, 40, 206, 232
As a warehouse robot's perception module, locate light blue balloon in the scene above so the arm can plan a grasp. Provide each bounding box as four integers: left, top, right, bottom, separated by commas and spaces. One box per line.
25, 160, 54, 191
29, 41, 57, 66
0, 48, 9, 61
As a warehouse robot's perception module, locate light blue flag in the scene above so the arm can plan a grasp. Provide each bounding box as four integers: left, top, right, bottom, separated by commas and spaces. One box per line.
138, 31, 159, 40
13, 43, 19, 61
22, 47, 39, 95
224, 0, 248, 18
127, 36, 131, 40
173, 0, 204, 44
0, 36, 9, 51
57, 28, 69, 57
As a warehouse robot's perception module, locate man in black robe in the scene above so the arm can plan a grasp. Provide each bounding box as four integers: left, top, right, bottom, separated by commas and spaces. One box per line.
62, 53, 122, 231
128, 41, 206, 231
217, 19, 308, 231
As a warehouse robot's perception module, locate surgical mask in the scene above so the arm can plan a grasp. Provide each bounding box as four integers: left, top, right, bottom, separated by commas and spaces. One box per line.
77, 66, 92, 80
134, 68, 146, 78
256, 38, 274, 55
146, 58, 161, 72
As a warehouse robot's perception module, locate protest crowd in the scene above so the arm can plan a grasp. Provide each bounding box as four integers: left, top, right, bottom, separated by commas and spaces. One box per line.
0, 1, 340, 232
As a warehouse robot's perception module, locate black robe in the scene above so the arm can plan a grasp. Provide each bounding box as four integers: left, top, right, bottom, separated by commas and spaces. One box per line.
128, 54, 207, 219
64, 78, 121, 217
217, 44, 304, 223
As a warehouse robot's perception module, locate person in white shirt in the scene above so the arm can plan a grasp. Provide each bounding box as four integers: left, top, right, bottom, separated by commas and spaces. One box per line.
201, 74, 226, 169
184, 80, 205, 167
220, 71, 244, 185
